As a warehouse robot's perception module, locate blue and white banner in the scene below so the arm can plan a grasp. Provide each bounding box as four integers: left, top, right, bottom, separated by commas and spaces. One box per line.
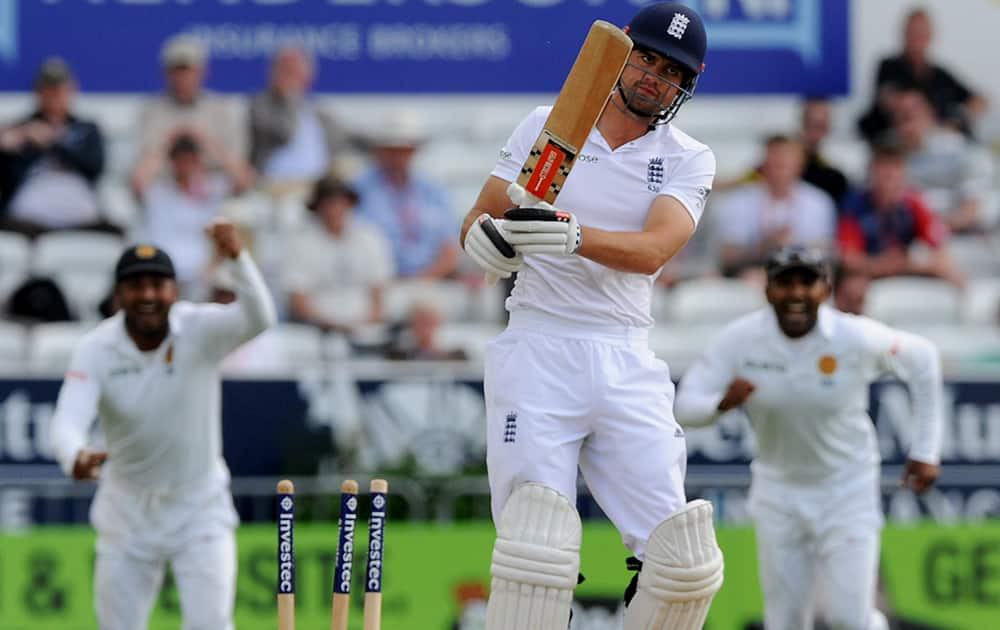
1, 375, 998, 524
0, 0, 848, 94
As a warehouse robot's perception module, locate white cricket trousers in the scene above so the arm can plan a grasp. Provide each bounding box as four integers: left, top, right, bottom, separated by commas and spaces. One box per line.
484, 310, 688, 560
749, 470, 883, 630
90, 476, 239, 630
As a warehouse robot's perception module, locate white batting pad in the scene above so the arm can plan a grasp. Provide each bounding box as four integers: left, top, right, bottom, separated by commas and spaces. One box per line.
486, 483, 582, 630
623, 499, 725, 630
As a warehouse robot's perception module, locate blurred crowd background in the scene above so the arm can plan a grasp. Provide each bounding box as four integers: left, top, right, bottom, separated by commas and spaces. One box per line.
1, 2, 999, 628
0, 3, 998, 382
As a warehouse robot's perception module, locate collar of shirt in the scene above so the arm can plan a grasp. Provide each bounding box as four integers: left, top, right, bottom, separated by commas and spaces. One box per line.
590, 122, 667, 154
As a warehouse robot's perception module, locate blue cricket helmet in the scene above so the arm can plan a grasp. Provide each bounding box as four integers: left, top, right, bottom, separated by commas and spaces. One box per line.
623, 2, 708, 124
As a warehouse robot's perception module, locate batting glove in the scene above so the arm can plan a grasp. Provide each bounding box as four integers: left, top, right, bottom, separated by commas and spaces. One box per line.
504, 182, 582, 255
503, 206, 582, 255
464, 213, 524, 278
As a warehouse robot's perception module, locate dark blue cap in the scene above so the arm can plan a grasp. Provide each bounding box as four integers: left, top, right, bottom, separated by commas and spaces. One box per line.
115, 244, 176, 283
626, 2, 707, 77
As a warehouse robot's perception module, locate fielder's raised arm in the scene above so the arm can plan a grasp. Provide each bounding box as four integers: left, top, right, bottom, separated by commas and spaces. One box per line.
195, 220, 278, 362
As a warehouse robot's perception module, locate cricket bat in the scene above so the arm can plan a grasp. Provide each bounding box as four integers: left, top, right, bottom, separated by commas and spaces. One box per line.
486, 20, 632, 283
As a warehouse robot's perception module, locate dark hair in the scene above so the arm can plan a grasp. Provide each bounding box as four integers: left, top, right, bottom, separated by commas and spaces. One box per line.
870, 141, 906, 164
800, 96, 831, 120
307, 175, 359, 212
168, 133, 200, 159
763, 133, 801, 149
905, 7, 930, 26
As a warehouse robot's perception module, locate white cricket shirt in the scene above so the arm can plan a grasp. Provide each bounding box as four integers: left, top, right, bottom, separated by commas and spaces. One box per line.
49, 252, 277, 493
491, 106, 715, 329
674, 305, 943, 483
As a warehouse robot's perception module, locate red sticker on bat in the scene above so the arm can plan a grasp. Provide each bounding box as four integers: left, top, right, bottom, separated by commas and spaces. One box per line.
525, 143, 566, 200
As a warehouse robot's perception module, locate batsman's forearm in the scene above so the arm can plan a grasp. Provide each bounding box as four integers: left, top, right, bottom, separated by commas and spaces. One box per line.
461, 176, 520, 247
577, 227, 686, 275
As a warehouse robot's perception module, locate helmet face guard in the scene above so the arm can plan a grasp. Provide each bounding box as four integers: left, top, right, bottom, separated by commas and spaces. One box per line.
621, 2, 707, 126
615, 57, 700, 126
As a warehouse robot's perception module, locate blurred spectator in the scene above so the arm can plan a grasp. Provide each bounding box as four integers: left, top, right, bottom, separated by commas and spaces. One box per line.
354, 110, 459, 279
283, 176, 394, 333
711, 98, 848, 204
715, 135, 836, 280
838, 144, 963, 287
385, 302, 468, 361
832, 263, 870, 316
799, 98, 849, 206
132, 34, 252, 190
894, 90, 994, 234
249, 46, 363, 195
857, 8, 986, 143
0, 57, 114, 237
133, 132, 246, 297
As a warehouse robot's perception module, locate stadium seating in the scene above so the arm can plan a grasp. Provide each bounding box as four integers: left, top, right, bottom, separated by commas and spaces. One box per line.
0, 231, 31, 305
32, 231, 123, 276
962, 278, 1000, 326
434, 322, 506, 360
26, 321, 92, 374
649, 324, 724, 375
948, 234, 1000, 279
97, 179, 140, 233
659, 278, 766, 324
864, 277, 962, 326
0, 320, 28, 374
51, 269, 112, 322
900, 324, 1000, 371
383, 280, 472, 323
221, 322, 326, 376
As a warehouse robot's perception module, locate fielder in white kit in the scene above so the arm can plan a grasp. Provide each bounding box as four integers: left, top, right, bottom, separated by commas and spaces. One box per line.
675, 247, 943, 630
49, 221, 276, 630
461, 4, 724, 628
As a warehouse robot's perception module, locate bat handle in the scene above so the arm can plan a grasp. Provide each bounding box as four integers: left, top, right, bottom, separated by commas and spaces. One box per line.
485, 271, 499, 286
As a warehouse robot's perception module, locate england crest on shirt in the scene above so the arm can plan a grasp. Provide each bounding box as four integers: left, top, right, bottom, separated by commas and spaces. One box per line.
647, 157, 664, 192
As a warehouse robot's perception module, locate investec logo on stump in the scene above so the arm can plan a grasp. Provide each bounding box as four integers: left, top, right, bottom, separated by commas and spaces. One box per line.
277, 495, 295, 594
366, 493, 387, 592
335, 495, 359, 594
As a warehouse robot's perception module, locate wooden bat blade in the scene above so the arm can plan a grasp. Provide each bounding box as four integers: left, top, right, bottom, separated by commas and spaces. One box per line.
518, 19, 633, 204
